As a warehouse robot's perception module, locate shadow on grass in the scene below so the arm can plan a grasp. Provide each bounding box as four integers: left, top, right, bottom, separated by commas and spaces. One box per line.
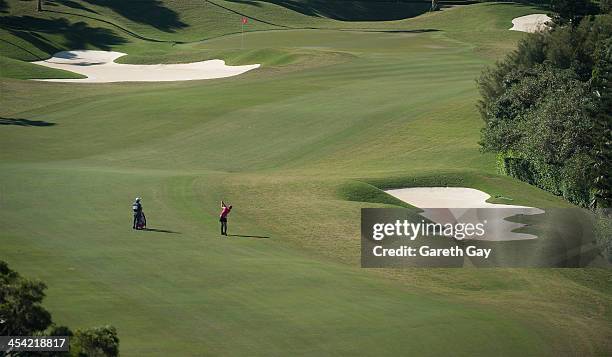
41, 0, 186, 31
226, 0, 431, 21
227, 234, 270, 239
142, 228, 181, 234
0, 38, 45, 60
373, 29, 439, 33
84, 0, 187, 32
42, 9, 173, 43
50, 0, 100, 15
0, 117, 56, 127
340, 29, 439, 34
1, 15, 127, 57
205, 0, 292, 28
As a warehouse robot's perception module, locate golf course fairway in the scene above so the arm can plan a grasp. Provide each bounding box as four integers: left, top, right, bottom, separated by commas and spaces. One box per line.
1, 1, 611, 355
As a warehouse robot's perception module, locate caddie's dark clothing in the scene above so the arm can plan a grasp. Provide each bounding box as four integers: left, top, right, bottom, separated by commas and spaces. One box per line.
132, 202, 142, 229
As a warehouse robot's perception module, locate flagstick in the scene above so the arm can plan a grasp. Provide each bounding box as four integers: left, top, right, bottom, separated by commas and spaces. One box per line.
241, 22, 244, 50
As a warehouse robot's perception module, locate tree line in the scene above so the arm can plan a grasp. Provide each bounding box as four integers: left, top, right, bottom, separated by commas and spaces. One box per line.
478, 0, 611, 210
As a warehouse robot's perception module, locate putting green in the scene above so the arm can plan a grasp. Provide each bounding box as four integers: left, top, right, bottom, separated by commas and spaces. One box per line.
1, 1, 610, 355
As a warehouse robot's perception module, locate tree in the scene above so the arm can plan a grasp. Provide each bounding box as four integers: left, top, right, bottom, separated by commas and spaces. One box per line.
37, 0, 43, 12
0, 261, 52, 336
72, 326, 120, 357
591, 37, 612, 209
551, 0, 597, 26
477, 13, 612, 209
480, 65, 596, 205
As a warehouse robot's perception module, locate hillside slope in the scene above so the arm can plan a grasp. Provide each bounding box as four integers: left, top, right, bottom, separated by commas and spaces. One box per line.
1, 0, 538, 64
1, 0, 431, 60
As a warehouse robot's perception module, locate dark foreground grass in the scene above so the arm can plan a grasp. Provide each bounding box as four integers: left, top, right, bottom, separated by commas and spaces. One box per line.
0, 2, 610, 356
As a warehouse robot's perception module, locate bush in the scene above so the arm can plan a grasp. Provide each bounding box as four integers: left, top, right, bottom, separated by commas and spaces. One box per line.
72, 325, 120, 357
478, 13, 612, 209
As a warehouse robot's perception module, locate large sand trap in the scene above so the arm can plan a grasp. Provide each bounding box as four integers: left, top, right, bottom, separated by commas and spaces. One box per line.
386, 187, 544, 241
509, 14, 551, 33
32, 50, 260, 83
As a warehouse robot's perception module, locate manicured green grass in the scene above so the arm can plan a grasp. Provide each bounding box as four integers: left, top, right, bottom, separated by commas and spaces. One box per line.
1, 2, 610, 356
1, 0, 540, 63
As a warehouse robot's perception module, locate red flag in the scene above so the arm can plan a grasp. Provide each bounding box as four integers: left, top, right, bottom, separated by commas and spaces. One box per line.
242, 17, 248, 25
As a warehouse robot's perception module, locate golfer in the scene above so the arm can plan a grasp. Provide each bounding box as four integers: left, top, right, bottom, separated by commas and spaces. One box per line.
219, 201, 232, 236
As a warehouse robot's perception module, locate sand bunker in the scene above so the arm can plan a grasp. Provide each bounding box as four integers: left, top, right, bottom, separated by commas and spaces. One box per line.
385, 187, 544, 241
509, 14, 551, 33
32, 50, 260, 83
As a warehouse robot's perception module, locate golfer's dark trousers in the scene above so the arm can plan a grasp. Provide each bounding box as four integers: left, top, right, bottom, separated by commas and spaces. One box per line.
221, 221, 227, 235
133, 213, 139, 228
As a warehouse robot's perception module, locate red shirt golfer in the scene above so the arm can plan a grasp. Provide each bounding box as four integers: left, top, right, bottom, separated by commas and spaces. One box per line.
220, 201, 232, 236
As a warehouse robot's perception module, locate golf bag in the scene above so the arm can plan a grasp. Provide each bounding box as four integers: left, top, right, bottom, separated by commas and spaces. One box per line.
136, 212, 147, 230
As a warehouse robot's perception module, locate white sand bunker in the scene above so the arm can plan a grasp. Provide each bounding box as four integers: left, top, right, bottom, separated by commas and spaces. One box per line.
510, 14, 551, 33
386, 187, 544, 241
32, 50, 260, 83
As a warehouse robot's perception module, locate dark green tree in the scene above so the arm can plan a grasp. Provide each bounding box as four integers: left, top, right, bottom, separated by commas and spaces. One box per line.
551, 0, 596, 26
478, 13, 612, 209
72, 326, 120, 357
479, 65, 596, 205
591, 37, 612, 209
0, 261, 52, 336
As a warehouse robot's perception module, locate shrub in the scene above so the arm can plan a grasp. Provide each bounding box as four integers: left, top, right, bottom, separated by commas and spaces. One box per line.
478, 14, 612, 209
72, 325, 120, 357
